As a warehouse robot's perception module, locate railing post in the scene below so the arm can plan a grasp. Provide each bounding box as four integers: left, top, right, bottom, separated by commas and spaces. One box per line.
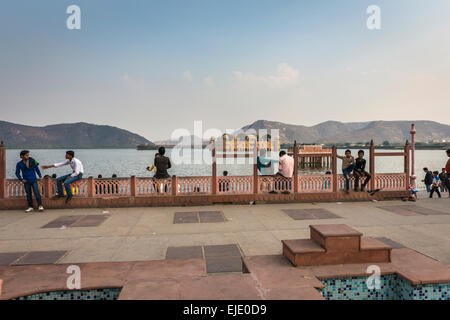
212, 143, 217, 194
404, 140, 410, 190
293, 140, 298, 193
44, 176, 52, 198
332, 145, 338, 193
88, 176, 95, 197
253, 145, 259, 194
130, 175, 137, 197
0, 141, 6, 199
172, 175, 178, 196
369, 140, 375, 190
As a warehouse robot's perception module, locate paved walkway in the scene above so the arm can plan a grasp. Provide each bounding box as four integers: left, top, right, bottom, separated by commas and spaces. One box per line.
0, 197, 449, 264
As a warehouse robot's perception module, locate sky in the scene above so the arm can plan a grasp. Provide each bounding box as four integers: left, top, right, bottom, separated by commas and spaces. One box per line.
1, 0, 450, 141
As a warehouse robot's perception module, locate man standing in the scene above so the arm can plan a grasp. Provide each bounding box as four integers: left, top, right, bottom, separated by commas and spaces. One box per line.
445, 149, 450, 197
421, 168, 433, 193
15, 150, 44, 213
42, 151, 84, 203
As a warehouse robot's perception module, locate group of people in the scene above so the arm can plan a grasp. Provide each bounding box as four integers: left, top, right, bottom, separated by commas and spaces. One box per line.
14, 147, 450, 212
422, 149, 450, 198
15, 150, 84, 212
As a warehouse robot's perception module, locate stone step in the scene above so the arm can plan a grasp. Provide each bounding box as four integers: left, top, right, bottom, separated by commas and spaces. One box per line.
310, 224, 362, 252
285, 249, 392, 267
282, 228, 392, 266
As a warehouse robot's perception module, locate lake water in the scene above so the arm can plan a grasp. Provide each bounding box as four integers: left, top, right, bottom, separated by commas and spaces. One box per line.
5, 148, 448, 191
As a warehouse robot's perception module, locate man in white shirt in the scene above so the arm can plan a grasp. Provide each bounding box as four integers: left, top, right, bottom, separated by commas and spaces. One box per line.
42, 151, 84, 203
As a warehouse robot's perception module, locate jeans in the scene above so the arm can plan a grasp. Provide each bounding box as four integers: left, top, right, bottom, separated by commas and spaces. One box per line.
425, 184, 431, 193
23, 181, 42, 207
342, 164, 355, 191
429, 186, 441, 198
56, 173, 83, 197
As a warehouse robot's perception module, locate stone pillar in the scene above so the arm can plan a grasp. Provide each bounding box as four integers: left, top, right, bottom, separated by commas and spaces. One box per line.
0, 141, 6, 199
88, 176, 95, 197
369, 140, 375, 190
404, 140, 410, 190
410, 124, 416, 188
253, 146, 259, 194
293, 141, 298, 193
130, 176, 137, 197
44, 176, 52, 198
212, 142, 217, 195
332, 146, 338, 193
172, 175, 178, 196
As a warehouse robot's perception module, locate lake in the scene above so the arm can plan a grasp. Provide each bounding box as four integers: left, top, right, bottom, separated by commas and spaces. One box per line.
5, 148, 448, 191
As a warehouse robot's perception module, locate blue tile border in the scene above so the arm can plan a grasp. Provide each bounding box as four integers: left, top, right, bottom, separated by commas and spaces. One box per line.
13, 288, 122, 300
319, 275, 450, 300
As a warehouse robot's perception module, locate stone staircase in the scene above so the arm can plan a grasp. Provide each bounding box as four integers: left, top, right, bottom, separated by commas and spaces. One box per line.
282, 224, 392, 266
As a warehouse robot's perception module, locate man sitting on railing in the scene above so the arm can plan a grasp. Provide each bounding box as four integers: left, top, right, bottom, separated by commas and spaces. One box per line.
353, 150, 371, 192
273, 151, 294, 194
41, 151, 84, 203
337, 150, 355, 194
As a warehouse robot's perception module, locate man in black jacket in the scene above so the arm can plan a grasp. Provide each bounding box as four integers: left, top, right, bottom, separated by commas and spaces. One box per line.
422, 167, 433, 193
353, 150, 371, 191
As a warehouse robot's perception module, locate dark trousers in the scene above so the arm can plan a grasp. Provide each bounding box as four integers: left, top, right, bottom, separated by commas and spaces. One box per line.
24, 181, 42, 207
353, 169, 371, 190
429, 186, 441, 198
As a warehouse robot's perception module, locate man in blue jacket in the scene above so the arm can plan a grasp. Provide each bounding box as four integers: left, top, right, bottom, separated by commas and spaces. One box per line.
15, 150, 44, 212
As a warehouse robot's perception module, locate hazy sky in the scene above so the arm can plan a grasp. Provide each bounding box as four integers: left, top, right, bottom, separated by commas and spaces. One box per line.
1, 0, 450, 141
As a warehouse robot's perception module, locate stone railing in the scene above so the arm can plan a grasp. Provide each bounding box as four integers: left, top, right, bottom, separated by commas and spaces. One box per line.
4, 172, 408, 199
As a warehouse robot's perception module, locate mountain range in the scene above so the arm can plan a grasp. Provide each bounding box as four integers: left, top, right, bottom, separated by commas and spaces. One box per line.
240, 120, 450, 144
0, 121, 153, 148
1, 120, 449, 148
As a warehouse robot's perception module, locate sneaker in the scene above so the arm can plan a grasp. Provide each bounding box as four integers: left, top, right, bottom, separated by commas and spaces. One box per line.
25, 207, 34, 213
65, 195, 73, 203
38, 205, 44, 212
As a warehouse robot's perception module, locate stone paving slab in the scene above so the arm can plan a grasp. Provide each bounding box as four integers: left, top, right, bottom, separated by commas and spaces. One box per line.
375, 237, 406, 249
204, 244, 241, 258
70, 215, 110, 227
282, 208, 341, 220
0, 252, 27, 266
41, 215, 83, 228
12, 251, 68, 266
166, 246, 203, 260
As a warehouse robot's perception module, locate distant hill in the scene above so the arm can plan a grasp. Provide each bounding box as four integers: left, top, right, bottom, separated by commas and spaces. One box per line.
0, 121, 153, 148
240, 120, 450, 144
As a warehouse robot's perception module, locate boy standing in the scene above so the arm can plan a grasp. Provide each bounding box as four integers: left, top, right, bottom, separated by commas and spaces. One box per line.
353, 150, 371, 191
337, 150, 355, 193
42, 151, 84, 203
422, 168, 433, 193
429, 171, 441, 198
15, 150, 44, 212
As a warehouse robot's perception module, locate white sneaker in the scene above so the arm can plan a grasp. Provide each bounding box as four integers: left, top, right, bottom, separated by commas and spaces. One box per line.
38, 206, 44, 212
25, 207, 34, 213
